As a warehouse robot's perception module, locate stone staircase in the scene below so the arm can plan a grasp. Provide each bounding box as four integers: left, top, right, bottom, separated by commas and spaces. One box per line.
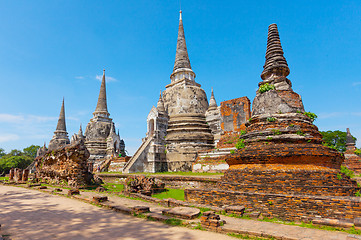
123, 135, 154, 173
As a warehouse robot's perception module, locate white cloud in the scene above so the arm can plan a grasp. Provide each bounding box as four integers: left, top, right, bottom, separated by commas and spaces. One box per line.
75, 76, 84, 79
351, 112, 361, 116
95, 75, 117, 82
0, 134, 19, 143
352, 82, 361, 86
0, 114, 24, 122
317, 112, 342, 119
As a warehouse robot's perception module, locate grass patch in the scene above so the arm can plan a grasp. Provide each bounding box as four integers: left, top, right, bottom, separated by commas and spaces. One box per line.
152, 188, 184, 201
164, 218, 183, 226
102, 182, 124, 192
0, 176, 9, 181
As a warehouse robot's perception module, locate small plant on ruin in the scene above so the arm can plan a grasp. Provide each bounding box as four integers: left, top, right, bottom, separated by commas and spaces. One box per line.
289, 123, 295, 127
272, 129, 281, 135
248, 117, 253, 123
235, 139, 245, 149
267, 136, 273, 140
240, 130, 247, 135
268, 201, 273, 205
230, 150, 235, 154
258, 83, 275, 93
278, 110, 283, 114
307, 139, 312, 143
266, 117, 276, 122
303, 111, 318, 122
164, 150, 167, 154
225, 140, 233, 144
296, 130, 305, 136
356, 191, 361, 197
337, 173, 342, 180
355, 149, 361, 156
340, 165, 355, 178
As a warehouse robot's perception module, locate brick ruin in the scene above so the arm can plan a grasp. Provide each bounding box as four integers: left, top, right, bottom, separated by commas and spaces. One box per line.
344, 128, 361, 174
35, 140, 94, 188
185, 24, 361, 222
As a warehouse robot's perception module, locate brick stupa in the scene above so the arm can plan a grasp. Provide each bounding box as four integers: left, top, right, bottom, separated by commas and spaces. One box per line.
185, 24, 361, 223
222, 23, 357, 196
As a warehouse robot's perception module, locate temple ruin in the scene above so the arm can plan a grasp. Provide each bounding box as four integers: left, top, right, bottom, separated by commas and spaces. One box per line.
84, 70, 126, 168
344, 128, 361, 174
185, 23, 361, 222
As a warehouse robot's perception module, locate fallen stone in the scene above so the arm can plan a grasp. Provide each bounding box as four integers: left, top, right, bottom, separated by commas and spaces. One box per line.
111, 205, 132, 215
132, 206, 150, 214
248, 211, 261, 219
92, 196, 108, 203
225, 205, 245, 215
312, 218, 354, 228
347, 235, 361, 240
95, 186, 106, 192
162, 207, 200, 219
68, 189, 80, 196
39, 186, 47, 189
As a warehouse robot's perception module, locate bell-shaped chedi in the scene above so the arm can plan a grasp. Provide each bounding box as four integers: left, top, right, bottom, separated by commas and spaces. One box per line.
162, 11, 214, 171
223, 23, 355, 196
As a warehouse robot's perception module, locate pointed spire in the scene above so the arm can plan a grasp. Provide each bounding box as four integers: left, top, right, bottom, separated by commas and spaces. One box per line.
346, 128, 356, 145
117, 129, 120, 137
78, 124, 83, 137
261, 24, 290, 80
208, 88, 217, 111
94, 69, 109, 117
157, 90, 166, 113
172, 10, 192, 73
55, 98, 67, 132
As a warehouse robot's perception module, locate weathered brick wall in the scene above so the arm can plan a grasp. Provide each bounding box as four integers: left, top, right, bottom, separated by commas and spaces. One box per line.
344, 149, 361, 174
185, 188, 361, 222
220, 97, 251, 132
98, 174, 218, 189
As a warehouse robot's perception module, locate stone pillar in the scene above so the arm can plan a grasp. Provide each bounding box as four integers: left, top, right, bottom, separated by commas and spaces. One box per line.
22, 169, 29, 182
14, 168, 23, 182
9, 168, 14, 181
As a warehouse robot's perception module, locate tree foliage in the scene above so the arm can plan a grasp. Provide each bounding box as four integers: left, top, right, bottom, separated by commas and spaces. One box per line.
23, 145, 40, 158
0, 145, 40, 174
320, 130, 356, 152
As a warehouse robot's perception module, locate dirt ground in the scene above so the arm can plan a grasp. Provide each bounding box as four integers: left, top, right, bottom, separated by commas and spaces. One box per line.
0, 185, 235, 240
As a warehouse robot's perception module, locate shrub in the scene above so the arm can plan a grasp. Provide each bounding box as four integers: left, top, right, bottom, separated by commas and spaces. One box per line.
272, 129, 282, 135
240, 130, 247, 135
230, 150, 235, 154
340, 165, 355, 178
303, 112, 318, 122
259, 83, 275, 93
235, 139, 245, 150
355, 149, 361, 156
296, 130, 305, 136
267, 117, 276, 122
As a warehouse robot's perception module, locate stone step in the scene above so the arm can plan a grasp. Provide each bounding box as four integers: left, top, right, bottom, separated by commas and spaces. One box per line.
198, 148, 236, 158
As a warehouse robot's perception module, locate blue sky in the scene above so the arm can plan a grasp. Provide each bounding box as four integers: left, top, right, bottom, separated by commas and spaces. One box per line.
0, 0, 360, 154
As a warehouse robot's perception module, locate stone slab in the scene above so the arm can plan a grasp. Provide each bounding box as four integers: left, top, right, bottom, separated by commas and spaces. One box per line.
162, 206, 200, 219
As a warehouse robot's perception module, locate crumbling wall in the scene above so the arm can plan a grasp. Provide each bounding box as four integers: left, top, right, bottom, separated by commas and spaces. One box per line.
35, 140, 92, 188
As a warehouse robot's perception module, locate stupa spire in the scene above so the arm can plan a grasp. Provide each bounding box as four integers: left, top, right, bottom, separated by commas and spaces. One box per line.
78, 124, 83, 137
55, 98, 67, 132
157, 90, 166, 113
261, 24, 290, 80
94, 69, 109, 117
208, 88, 217, 110
172, 10, 192, 73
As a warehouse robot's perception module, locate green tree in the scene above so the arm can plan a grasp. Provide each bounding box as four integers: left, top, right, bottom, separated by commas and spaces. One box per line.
23, 145, 40, 158
0, 148, 5, 157
320, 130, 356, 152
7, 149, 23, 156
0, 155, 33, 173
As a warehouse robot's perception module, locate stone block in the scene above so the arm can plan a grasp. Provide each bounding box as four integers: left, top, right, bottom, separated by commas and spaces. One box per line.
131, 206, 150, 214
225, 205, 245, 215
92, 196, 108, 203
68, 189, 80, 196
162, 207, 200, 219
